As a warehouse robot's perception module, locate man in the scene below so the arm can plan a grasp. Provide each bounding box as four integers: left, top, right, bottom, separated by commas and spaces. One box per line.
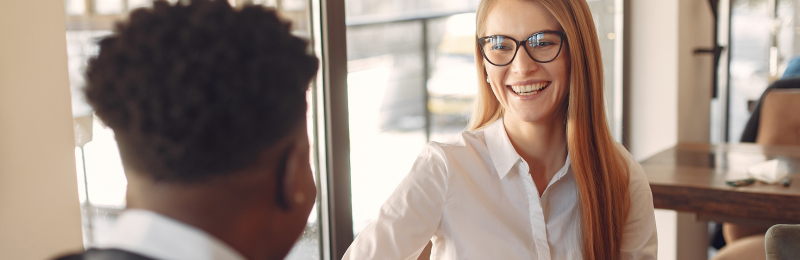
55, 0, 318, 259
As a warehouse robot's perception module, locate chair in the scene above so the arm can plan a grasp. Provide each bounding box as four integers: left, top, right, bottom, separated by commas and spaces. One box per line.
765, 224, 800, 260
759, 90, 800, 260
757, 89, 800, 145
740, 78, 800, 143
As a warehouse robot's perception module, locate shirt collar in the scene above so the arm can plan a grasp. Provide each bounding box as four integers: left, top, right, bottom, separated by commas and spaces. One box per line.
548, 155, 572, 186
94, 209, 246, 260
483, 118, 572, 181
484, 119, 521, 179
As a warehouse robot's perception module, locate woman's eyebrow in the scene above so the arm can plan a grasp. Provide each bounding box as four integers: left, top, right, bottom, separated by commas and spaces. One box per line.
484, 28, 562, 36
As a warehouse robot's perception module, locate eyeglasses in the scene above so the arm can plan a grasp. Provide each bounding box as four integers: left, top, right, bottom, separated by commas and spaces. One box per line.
477, 31, 565, 66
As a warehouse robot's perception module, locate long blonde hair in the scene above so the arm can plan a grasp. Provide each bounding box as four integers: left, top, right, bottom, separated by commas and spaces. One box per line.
469, 0, 631, 259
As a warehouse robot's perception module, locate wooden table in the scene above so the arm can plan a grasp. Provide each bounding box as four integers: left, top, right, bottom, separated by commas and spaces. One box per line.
641, 142, 800, 225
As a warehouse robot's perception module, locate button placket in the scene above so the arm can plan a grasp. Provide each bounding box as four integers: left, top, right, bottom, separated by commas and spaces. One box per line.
518, 160, 551, 260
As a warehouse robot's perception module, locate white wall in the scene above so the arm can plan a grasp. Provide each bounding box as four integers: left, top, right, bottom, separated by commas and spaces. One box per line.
628, 1, 679, 259
677, 0, 714, 143
628, 0, 714, 259
628, 0, 714, 163
628, 0, 680, 162
0, 0, 84, 259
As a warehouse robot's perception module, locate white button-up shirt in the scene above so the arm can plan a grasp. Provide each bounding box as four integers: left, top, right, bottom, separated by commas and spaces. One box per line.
94, 209, 246, 260
343, 119, 657, 259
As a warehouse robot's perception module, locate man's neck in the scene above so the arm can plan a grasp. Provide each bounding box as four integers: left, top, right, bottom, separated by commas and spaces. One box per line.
125, 173, 286, 260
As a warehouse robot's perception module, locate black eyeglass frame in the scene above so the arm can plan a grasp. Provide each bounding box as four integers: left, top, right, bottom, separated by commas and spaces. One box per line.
477, 30, 566, 66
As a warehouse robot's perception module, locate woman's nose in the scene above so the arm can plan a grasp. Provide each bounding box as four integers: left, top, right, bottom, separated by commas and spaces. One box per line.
510, 50, 540, 76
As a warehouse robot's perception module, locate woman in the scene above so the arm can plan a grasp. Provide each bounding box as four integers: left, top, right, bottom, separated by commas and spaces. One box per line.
343, 0, 657, 259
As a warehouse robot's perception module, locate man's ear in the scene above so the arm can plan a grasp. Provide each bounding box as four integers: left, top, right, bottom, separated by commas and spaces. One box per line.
275, 140, 298, 210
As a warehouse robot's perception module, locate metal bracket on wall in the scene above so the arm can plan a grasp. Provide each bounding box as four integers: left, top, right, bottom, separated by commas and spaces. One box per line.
693, 0, 724, 99
694, 45, 724, 98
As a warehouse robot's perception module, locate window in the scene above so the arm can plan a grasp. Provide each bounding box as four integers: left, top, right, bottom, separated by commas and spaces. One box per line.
345, 3, 478, 238
723, 0, 799, 142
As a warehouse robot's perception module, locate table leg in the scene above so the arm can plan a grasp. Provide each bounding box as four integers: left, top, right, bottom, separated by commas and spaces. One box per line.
676, 212, 709, 260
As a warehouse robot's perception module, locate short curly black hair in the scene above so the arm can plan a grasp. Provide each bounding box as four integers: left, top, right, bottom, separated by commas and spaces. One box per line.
85, 0, 318, 183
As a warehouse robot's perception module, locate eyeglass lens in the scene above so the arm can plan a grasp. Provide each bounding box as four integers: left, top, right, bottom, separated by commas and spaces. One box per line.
480, 32, 563, 65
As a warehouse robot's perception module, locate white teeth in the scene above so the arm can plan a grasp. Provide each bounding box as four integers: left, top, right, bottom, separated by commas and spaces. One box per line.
510, 82, 548, 95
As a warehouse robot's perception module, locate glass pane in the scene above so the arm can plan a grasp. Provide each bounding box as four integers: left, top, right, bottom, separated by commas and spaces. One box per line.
128, 0, 153, 10
345, 0, 477, 17
94, 0, 125, 15
65, 1, 320, 257
428, 13, 476, 141
777, 0, 798, 76
251, 0, 278, 8
65, 0, 86, 15
347, 20, 428, 236
345, 0, 480, 237
728, 0, 772, 142
586, 0, 620, 139
282, 0, 305, 11
66, 30, 108, 118
66, 29, 125, 247
83, 115, 127, 207
74, 147, 87, 204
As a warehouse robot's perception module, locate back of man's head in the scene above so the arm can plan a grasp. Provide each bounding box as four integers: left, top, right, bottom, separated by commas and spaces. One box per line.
85, 0, 318, 183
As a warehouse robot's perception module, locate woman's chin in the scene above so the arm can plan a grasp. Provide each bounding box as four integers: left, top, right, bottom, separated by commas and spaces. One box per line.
504, 110, 550, 124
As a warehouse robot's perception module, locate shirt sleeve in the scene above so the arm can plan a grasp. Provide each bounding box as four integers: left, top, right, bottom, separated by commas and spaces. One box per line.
616, 143, 658, 260
342, 143, 449, 260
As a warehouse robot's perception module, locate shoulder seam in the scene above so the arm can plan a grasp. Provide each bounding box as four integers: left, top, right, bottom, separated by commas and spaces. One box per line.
425, 142, 450, 207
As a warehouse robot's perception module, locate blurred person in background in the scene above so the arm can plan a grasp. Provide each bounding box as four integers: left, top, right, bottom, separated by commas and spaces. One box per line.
342, 0, 657, 259
782, 56, 800, 79
54, 0, 318, 259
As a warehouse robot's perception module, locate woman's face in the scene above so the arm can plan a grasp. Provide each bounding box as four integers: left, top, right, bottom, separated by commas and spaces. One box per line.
483, 0, 569, 124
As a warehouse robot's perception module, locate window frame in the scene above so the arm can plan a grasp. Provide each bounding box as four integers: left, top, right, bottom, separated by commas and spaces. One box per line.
310, 0, 354, 258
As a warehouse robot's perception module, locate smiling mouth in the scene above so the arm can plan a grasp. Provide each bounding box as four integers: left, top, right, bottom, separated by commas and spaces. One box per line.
508, 82, 549, 96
